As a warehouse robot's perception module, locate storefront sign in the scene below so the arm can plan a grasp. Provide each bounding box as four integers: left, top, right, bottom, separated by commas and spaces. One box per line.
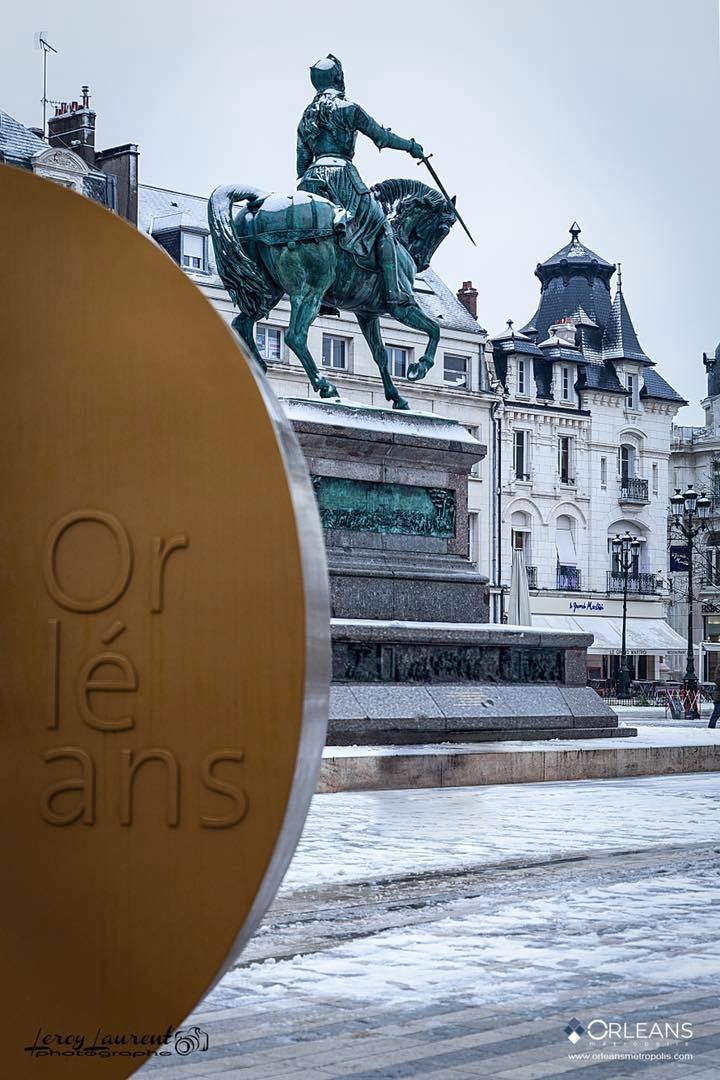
569, 600, 605, 613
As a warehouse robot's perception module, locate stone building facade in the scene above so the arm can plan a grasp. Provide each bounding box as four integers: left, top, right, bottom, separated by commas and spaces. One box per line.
490, 225, 686, 682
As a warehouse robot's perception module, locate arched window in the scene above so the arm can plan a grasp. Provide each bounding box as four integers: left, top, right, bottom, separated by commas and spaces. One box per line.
511, 511, 532, 560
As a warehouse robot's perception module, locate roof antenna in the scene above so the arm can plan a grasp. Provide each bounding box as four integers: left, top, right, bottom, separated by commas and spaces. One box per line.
34, 32, 58, 138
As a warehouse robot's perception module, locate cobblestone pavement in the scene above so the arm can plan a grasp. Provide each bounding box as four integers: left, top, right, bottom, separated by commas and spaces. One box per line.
140, 835, 720, 1077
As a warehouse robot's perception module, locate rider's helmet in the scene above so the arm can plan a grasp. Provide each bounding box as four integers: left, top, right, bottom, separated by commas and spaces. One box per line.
310, 54, 345, 94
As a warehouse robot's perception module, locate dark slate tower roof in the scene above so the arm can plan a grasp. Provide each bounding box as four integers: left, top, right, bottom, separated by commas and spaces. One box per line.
600, 267, 653, 365
512, 223, 684, 407
520, 223, 615, 340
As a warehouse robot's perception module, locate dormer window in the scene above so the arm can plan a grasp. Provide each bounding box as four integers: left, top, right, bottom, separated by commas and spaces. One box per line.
517, 358, 526, 395
181, 231, 208, 272
626, 373, 640, 410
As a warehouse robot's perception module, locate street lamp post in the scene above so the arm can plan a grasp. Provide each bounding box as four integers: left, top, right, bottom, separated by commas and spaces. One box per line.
611, 531, 642, 698
670, 486, 712, 716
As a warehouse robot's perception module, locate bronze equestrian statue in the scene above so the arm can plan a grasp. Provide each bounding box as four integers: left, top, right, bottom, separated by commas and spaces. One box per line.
209, 55, 460, 411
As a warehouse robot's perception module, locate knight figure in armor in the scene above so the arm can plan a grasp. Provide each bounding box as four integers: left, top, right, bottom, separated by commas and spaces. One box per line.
297, 54, 426, 308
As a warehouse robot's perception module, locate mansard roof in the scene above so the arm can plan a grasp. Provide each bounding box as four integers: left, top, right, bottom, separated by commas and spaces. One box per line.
517, 223, 683, 406
578, 360, 627, 395
640, 369, 687, 405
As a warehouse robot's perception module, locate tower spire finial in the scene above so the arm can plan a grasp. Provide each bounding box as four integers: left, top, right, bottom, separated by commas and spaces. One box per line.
616, 262, 623, 290
569, 221, 581, 242
506, 318, 514, 339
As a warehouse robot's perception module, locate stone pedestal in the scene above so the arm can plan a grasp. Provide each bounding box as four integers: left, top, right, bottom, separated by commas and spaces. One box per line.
284, 399, 629, 744
287, 399, 488, 623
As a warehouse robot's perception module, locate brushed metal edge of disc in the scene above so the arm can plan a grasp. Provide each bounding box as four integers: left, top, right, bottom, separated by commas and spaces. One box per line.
204, 349, 331, 986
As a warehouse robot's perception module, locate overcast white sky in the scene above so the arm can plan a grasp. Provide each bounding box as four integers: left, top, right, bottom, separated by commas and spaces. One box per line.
4, 1, 719, 421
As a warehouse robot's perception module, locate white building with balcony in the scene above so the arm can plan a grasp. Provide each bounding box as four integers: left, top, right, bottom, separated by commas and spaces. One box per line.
490, 224, 686, 684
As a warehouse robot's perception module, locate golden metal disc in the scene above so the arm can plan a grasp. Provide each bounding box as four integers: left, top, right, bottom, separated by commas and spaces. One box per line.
0, 165, 329, 1077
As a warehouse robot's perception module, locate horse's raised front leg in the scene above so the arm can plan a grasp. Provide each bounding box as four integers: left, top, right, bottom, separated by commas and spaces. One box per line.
355, 312, 409, 411
231, 313, 267, 373
388, 301, 441, 382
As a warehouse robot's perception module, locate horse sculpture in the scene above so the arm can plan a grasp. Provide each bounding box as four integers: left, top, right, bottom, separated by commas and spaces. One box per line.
208, 178, 457, 410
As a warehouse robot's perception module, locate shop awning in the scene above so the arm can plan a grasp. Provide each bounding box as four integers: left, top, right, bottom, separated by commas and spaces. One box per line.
534, 614, 687, 655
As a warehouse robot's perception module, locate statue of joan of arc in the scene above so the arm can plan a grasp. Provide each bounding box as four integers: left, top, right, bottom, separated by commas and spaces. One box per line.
296, 54, 426, 308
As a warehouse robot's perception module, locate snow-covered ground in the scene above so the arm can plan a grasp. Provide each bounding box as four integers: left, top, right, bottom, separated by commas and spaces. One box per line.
141, 774, 720, 1077
283, 772, 720, 890
211, 774, 720, 1014
226, 850, 720, 1010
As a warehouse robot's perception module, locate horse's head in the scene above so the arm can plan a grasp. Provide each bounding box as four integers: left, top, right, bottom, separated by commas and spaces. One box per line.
372, 179, 457, 271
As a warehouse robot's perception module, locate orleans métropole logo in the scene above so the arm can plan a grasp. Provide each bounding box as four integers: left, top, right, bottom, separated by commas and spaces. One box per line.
564, 1018, 693, 1043
564, 1018, 585, 1044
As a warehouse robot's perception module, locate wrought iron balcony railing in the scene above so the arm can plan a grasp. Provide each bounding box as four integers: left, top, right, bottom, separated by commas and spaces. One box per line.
619, 476, 649, 503
606, 571, 658, 595
526, 565, 537, 589
557, 565, 581, 591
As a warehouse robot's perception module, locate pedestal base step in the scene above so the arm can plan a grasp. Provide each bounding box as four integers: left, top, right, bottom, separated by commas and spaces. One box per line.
329, 682, 620, 744
318, 727, 720, 792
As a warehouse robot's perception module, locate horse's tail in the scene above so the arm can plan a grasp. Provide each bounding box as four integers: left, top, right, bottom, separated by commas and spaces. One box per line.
208, 184, 273, 318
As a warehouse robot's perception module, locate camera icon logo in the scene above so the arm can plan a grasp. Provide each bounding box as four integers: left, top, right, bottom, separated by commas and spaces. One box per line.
174, 1026, 209, 1056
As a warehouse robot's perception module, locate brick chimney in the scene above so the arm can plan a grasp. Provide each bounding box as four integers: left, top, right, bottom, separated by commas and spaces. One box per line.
47, 87, 96, 165
457, 280, 478, 319
95, 144, 140, 225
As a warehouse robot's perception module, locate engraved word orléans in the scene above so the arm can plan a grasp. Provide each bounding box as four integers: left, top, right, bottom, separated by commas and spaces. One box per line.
40, 508, 248, 830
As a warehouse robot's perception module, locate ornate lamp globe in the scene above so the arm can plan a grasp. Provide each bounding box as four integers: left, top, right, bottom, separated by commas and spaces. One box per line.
621, 531, 633, 555
611, 534, 622, 556
670, 489, 685, 518
697, 492, 712, 520
630, 536, 641, 554
684, 486, 699, 514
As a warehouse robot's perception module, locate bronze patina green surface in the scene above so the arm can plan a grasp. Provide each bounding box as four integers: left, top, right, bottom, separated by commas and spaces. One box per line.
312, 476, 456, 538
209, 55, 464, 412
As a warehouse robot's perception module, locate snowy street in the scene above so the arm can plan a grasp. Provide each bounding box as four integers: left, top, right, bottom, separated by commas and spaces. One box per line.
141, 774, 720, 1078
